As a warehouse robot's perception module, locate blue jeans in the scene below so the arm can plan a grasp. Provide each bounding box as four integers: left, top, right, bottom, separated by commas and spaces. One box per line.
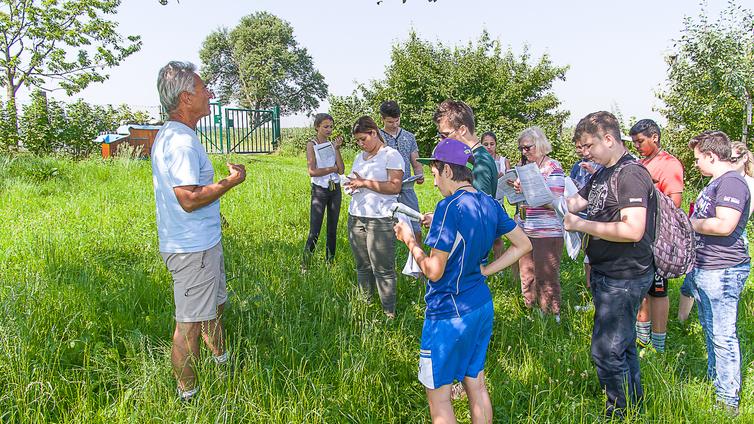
684, 263, 750, 407
590, 269, 654, 417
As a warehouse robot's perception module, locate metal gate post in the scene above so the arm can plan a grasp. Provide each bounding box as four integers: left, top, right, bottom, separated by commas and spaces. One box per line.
217, 101, 224, 153
272, 105, 281, 149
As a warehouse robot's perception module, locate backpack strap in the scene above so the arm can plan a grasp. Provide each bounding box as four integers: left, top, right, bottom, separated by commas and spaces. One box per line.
608, 158, 650, 198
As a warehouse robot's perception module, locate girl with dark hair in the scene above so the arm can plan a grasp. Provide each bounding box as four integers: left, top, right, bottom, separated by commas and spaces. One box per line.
480, 131, 511, 178
345, 116, 405, 318
302, 113, 345, 269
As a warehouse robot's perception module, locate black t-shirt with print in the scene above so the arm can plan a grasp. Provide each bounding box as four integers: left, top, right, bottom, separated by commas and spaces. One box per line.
578, 153, 656, 279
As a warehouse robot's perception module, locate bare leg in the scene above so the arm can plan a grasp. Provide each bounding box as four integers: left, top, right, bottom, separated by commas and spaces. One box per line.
463, 371, 493, 424
650, 296, 669, 334
426, 384, 457, 424
637, 297, 651, 323
678, 295, 695, 322
201, 303, 225, 356
172, 322, 201, 390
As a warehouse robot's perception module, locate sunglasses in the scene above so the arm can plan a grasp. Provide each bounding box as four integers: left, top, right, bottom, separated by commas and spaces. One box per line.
518, 144, 534, 152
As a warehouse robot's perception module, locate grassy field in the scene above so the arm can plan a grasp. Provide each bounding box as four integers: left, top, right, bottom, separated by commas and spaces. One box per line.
1, 152, 753, 423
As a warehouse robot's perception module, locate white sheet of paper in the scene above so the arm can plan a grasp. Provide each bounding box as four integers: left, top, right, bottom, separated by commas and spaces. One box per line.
313, 142, 336, 169
498, 169, 525, 204
390, 202, 423, 221
517, 163, 554, 207
401, 174, 423, 188
396, 212, 423, 278
557, 177, 581, 259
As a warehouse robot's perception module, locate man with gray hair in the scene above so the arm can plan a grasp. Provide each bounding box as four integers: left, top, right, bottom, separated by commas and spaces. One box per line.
151, 61, 246, 401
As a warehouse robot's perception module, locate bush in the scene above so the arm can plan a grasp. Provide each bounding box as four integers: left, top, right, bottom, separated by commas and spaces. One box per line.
19, 91, 58, 156
329, 31, 569, 158
16, 97, 151, 158
278, 127, 313, 156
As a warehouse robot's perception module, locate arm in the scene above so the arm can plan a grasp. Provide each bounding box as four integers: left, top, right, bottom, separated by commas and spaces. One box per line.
566, 193, 589, 213
564, 206, 647, 243
692, 206, 742, 236
347, 169, 403, 195
481, 226, 532, 276
333, 136, 345, 174
408, 237, 449, 281
174, 163, 246, 213
306, 141, 339, 177
410, 150, 424, 184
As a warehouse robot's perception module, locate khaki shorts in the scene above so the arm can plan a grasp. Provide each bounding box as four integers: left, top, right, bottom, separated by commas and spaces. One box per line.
161, 241, 227, 323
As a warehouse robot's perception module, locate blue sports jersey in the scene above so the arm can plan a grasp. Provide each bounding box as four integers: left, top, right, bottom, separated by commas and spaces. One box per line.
423, 189, 517, 319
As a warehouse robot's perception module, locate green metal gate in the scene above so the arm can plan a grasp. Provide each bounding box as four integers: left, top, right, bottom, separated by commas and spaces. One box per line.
196, 101, 280, 154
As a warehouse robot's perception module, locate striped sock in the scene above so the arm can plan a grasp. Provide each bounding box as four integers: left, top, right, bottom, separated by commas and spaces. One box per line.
636, 321, 651, 346
651, 332, 666, 352
213, 351, 229, 365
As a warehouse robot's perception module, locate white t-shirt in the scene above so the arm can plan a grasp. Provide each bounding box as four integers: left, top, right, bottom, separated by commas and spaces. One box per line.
495, 156, 507, 174
151, 121, 221, 253
348, 146, 405, 218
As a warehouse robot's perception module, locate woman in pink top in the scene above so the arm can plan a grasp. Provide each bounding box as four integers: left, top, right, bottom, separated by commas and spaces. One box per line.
509, 126, 565, 321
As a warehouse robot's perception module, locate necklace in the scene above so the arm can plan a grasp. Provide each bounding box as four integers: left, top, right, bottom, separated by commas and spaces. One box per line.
454, 184, 474, 195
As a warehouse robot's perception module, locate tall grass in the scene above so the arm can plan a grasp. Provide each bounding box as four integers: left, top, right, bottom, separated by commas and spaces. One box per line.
0, 152, 751, 423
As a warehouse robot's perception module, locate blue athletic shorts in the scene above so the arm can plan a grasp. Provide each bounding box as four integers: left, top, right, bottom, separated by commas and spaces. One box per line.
418, 300, 494, 389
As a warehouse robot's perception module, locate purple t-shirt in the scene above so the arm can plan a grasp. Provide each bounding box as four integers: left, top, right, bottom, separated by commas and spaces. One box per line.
693, 171, 751, 269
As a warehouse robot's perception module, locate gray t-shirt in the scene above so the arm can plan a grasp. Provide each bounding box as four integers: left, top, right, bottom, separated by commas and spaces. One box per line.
380, 128, 418, 179
693, 171, 751, 269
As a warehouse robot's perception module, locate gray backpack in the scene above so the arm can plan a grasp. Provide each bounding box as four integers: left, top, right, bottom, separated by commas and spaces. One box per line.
610, 161, 695, 279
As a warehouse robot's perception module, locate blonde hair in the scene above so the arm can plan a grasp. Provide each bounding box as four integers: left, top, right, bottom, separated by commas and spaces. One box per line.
517, 126, 552, 155
731, 141, 754, 177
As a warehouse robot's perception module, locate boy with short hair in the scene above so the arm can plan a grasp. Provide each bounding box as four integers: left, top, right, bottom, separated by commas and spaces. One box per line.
394, 138, 531, 424
629, 119, 684, 353
379, 100, 424, 240
564, 111, 656, 419
686, 130, 750, 416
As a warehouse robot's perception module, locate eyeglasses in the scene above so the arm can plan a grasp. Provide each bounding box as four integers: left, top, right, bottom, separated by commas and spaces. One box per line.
437, 129, 457, 139
518, 144, 534, 152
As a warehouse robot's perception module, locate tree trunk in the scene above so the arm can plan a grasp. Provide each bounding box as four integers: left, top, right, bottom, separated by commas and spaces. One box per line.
5, 84, 19, 149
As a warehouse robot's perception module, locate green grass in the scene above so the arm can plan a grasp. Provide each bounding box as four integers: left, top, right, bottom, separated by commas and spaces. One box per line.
0, 152, 753, 423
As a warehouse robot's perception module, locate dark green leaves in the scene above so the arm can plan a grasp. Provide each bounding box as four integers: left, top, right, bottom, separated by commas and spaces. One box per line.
199, 12, 327, 116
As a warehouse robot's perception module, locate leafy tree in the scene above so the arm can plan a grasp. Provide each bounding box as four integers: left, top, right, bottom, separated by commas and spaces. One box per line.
199, 12, 327, 115
329, 31, 569, 159
659, 1, 754, 145
0, 0, 142, 147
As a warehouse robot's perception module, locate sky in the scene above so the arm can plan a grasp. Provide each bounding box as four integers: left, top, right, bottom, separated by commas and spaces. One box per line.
34, 0, 730, 128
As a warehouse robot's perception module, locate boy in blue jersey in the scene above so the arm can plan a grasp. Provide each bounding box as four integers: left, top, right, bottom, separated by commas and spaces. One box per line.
394, 138, 531, 424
